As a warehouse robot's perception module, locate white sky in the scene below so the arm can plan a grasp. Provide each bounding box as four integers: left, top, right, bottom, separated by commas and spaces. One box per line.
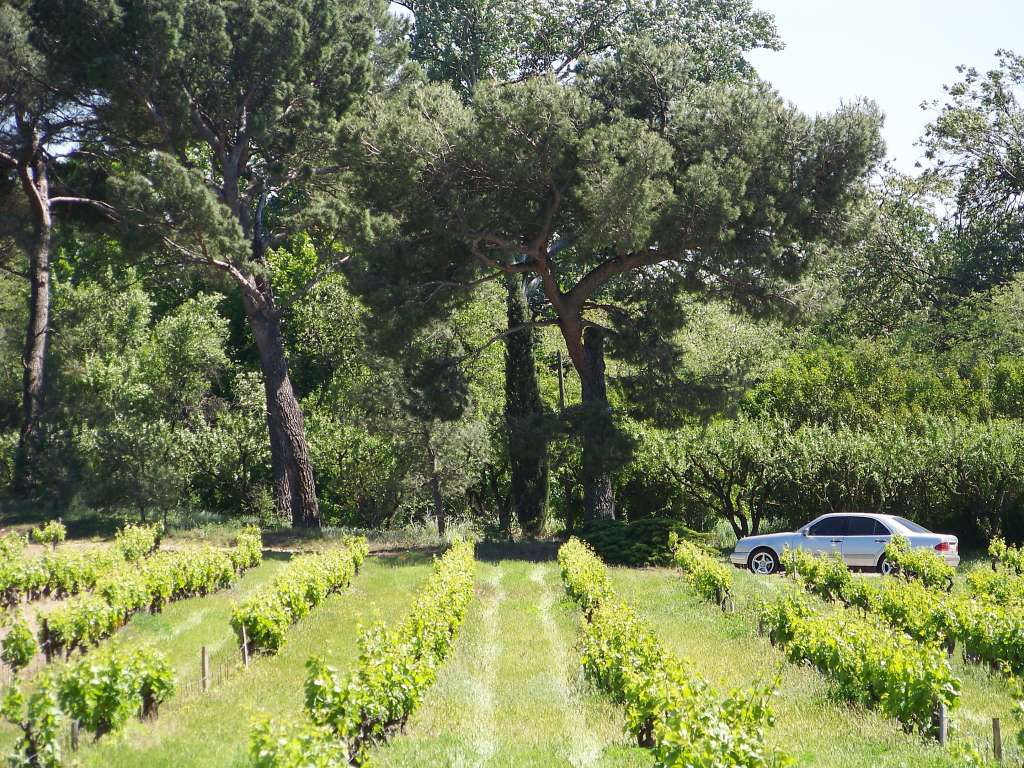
747, 0, 1023, 172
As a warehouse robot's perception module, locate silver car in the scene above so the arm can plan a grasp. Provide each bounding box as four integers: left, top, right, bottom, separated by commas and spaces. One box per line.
730, 512, 960, 576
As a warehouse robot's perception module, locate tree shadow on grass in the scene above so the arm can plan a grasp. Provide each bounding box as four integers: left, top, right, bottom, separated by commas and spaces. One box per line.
372, 548, 442, 568
474, 540, 562, 563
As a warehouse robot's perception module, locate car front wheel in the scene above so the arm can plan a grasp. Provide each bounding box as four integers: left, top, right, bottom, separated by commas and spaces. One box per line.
749, 548, 780, 576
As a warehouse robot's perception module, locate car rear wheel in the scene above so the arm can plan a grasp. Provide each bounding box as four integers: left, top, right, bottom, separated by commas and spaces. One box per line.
749, 548, 780, 576
878, 554, 895, 576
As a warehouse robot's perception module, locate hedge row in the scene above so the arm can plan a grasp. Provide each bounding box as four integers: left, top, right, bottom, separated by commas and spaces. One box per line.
251, 539, 476, 767
758, 593, 959, 735
40, 526, 262, 659
231, 537, 368, 657
558, 538, 785, 768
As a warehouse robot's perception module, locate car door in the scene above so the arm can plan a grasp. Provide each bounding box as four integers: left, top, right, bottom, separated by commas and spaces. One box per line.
802, 516, 848, 557
841, 517, 891, 567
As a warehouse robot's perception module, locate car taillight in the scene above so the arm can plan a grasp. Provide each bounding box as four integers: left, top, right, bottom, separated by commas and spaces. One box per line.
935, 541, 953, 553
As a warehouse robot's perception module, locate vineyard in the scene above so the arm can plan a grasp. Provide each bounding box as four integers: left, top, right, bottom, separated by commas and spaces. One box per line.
0, 525, 1022, 767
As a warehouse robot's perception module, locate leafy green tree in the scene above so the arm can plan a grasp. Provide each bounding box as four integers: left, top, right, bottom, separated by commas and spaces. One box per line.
348, 67, 882, 519
31, 0, 400, 526
0, 4, 111, 494
924, 49, 1024, 293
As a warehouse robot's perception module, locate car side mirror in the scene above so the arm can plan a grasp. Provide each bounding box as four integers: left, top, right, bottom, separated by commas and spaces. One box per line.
801, 529, 809, 537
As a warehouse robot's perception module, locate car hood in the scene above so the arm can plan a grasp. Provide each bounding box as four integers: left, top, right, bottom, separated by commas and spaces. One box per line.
734, 532, 796, 550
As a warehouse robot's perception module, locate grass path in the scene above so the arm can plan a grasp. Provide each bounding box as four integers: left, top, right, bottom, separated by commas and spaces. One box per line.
75, 552, 433, 768
372, 560, 651, 768
609, 565, 1010, 768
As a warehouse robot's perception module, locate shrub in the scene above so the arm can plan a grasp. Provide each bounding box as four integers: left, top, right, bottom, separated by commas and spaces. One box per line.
40, 535, 261, 659
780, 548, 855, 604
0, 676, 63, 768
578, 518, 710, 566
58, 645, 175, 738
669, 534, 733, 606
115, 522, 163, 562
989, 537, 1024, 575
884, 536, 955, 591
231, 537, 368, 657
29, 521, 66, 549
2, 617, 38, 674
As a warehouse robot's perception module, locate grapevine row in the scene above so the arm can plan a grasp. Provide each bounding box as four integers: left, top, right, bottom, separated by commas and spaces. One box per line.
757, 592, 960, 735
0, 523, 163, 609
558, 538, 785, 768
783, 546, 1024, 675
39, 526, 262, 659
669, 533, 734, 608
231, 536, 369, 657
250, 538, 476, 767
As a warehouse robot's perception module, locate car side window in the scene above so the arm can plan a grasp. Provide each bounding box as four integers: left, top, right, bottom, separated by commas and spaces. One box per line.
847, 517, 877, 536
808, 517, 848, 536
873, 519, 891, 536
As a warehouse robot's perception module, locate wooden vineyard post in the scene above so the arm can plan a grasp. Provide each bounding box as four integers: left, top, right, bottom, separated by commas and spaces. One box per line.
993, 717, 1003, 762
241, 625, 250, 667
70, 720, 79, 751
936, 702, 948, 745
201, 645, 210, 692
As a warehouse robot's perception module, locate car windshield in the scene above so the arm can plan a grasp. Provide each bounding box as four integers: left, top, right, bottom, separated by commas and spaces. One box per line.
892, 516, 931, 534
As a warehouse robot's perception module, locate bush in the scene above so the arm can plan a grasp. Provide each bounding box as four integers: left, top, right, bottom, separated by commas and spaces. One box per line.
2, 617, 38, 674
0, 676, 63, 768
40, 534, 261, 659
578, 518, 711, 566
115, 522, 163, 562
883, 536, 955, 591
29, 521, 66, 549
781, 548, 854, 604
231, 538, 368, 656
758, 593, 959, 735
58, 645, 175, 738
669, 534, 733, 606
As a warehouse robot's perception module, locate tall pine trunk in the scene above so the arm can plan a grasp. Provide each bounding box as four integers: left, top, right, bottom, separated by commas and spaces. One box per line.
503, 276, 549, 537
243, 293, 320, 528
581, 326, 615, 520
12, 152, 51, 496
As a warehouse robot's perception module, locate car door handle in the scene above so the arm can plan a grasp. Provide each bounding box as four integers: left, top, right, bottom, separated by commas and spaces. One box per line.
830, 538, 842, 543
874, 538, 888, 543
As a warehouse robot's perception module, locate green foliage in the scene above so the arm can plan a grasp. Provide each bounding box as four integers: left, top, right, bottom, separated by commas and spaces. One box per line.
57, 645, 175, 738
29, 521, 65, 548
558, 538, 787, 766
115, 522, 163, 562
1, 676, 63, 768
578, 518, 708, 566
40, 535, 261, 658
670, 534, 733, 605
2, 615, 37, 674
883, 536, 955, 591
757, 593, 960, 735
990, 537, 1024, 575
780, 549, 855, 604
251, 539, 475, 765
231, 538, 368, 656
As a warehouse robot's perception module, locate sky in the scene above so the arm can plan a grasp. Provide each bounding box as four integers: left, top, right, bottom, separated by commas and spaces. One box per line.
746, 0, 1024, 172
